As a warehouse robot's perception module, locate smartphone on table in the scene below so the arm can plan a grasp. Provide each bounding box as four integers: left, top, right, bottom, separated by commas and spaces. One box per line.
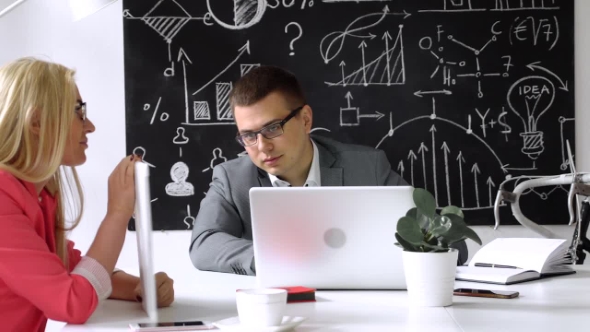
129, 320, 215, 331
453, 288, 519, 299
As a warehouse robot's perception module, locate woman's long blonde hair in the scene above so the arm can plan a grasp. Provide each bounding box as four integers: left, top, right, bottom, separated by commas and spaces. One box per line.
0, 57, 84, 267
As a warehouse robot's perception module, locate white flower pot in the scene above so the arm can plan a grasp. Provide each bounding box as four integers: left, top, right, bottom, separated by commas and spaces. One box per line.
402, 249, 458, 307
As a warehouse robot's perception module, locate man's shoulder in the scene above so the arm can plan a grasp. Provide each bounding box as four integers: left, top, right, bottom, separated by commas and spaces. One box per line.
217, 154, 255, 170
213, 154, 260, 181
312, 134, 382, 155
209, 155, 261, 201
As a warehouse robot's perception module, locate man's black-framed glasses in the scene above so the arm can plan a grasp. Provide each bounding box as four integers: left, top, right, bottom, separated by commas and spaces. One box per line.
75, 101, 87, 122
235, 105, 305, 147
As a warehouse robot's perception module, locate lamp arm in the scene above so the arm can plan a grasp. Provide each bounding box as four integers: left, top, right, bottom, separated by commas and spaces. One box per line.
0, 0, 118, 21
494, 189, 504, 230
0, 0, 27, 18
508, 174, 590, 238
511, 176, 567, 238
568, 182, 577, 226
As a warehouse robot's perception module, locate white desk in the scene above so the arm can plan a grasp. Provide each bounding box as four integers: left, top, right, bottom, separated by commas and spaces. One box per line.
61, 266, 590, 332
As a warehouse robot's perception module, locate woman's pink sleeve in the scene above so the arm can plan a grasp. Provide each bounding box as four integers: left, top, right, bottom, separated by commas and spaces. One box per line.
67, 240, 82, 271
0, 192, 110, 324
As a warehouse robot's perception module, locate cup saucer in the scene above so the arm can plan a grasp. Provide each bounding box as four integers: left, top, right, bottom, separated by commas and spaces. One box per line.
212, 316, 306, 331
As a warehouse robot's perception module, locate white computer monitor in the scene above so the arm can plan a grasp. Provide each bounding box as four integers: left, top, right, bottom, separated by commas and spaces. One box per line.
134, 161, 158, 321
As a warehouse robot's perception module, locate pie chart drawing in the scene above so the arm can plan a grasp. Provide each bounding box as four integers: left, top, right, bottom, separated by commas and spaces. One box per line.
207, 0, 267, 30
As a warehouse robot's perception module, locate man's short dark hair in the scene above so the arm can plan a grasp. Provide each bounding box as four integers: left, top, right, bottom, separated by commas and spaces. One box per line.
230, 65, 307, 112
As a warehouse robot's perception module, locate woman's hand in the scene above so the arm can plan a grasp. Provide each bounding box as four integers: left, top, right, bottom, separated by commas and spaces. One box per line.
134, 272, 175, 308
86, 155, 142, 274
106, 155, 140, 220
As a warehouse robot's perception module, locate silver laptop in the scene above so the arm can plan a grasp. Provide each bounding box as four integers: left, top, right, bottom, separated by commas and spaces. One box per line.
249, 186, 415, 290
134, 161, 158, 321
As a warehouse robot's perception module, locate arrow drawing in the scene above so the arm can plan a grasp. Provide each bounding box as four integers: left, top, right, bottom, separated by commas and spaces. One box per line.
383, 31, 392, 84
339, 92, 384, 125
430, 125, 438, 205
414, 90, 453, 98
178, 48, 192, 123
398, 160, 405, 178
432, 96, 436, 116
320, 5, 410, 64
471, 163, 481, 208
418, 142, 429, 189
441, 142, 451, 206
408, 150, 417, 186
457, 151, 466, 207
182, 60, 189, 123
487, 176, 496, 207
340, 61, 346, 85
526, 61, 569, 92
359, 40, 368, 86
345, 91, 353, 108
346, 32, 377, 39
177, 47, 193, 64
359, 111, 385, 120
192, 41, 251, 96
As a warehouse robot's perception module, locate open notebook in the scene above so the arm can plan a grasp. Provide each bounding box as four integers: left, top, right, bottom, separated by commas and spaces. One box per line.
456, 238, 575, 285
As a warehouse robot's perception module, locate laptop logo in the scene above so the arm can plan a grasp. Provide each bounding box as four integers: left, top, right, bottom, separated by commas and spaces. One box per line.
324, 228, 346, 249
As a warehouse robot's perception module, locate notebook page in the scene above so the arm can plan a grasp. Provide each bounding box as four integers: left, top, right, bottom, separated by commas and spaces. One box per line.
469, 238, 567, 273
456, 266, 539, 284
547, 241, 569, 262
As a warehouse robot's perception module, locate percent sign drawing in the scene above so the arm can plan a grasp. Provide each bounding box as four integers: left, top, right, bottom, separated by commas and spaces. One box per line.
144, 97, 169, 124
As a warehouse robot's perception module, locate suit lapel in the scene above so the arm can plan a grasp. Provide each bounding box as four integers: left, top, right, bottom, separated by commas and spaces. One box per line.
317, 140, 343, 186
257, 169, 272, 187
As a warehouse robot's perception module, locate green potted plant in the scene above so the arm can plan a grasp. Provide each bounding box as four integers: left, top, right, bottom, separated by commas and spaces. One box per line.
396, 188, 482, 307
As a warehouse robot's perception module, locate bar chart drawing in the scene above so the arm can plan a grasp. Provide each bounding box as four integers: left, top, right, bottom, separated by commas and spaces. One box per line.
419, 0, 486, 12
184, 41, 251, 126
325, 25, 406, 87
216, 82, 233, 121
193, 101, 211, 121
241, 64, 260, 76
493, 0, 559, 11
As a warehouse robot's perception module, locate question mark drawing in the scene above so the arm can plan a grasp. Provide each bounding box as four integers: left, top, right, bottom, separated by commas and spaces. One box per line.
285, 22, 302, 56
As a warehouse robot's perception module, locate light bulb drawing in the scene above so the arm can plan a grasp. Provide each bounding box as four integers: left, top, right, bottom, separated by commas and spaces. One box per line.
506, 75, 555, 160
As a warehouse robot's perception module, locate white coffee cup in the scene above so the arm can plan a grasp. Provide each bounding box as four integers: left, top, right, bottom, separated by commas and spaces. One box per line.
236, 288, 287, 327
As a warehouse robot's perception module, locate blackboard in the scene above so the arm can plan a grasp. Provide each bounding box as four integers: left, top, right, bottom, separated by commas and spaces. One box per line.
122, 0, 575, 231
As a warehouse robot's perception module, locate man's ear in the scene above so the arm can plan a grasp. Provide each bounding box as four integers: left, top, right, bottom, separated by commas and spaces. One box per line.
302, 105, 313, 133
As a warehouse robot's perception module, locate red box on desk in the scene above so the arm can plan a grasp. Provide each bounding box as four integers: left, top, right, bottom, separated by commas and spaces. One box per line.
236, 286, 316, 303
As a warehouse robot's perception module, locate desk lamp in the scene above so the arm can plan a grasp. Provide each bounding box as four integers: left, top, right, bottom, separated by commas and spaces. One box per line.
0, 0, 117, 20
493, 141, 590, 264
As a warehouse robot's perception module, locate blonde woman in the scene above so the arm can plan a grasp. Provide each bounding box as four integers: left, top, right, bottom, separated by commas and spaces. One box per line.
0, 57, 174, 332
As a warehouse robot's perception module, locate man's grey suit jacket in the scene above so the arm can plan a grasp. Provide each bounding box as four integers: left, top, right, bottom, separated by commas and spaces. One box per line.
189, 135, 467, 275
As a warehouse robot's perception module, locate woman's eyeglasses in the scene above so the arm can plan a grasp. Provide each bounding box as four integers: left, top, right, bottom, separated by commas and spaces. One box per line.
75, 101, 87, 122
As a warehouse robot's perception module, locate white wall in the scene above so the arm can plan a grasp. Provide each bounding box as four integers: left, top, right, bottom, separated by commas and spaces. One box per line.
0, 1, 588, 330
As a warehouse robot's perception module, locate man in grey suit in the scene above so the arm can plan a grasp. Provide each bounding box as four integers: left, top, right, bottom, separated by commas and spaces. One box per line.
189, 66, 467, 275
